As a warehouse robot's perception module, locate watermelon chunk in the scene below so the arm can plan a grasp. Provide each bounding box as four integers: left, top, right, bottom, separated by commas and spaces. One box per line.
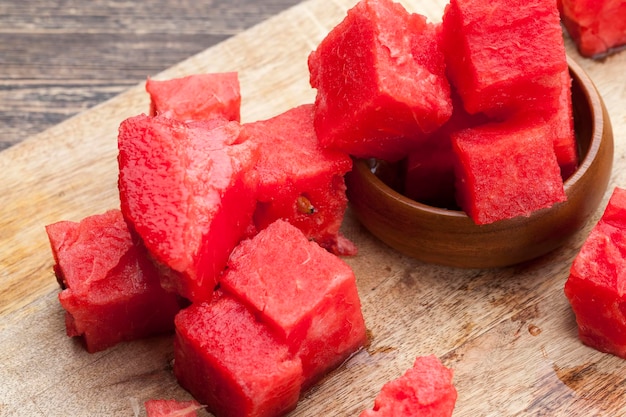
45, 210, 183, 353
117, 115, 259, 302
451, 118, 566, 224
220, 219, 367, 389
242, 104, 356, 255
565, 187, 626, 358
308, 0, 452, 162
441, 0, 567, 117
558, 0, 626, 58
146, 72, 241, 122
173, 294, 303, 417
144, 399, 203, 417
359, 355, 457, 417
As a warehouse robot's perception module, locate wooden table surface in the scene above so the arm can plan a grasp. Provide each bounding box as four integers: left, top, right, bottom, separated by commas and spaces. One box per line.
1, 0, 626, 416
0, 0, 303, 151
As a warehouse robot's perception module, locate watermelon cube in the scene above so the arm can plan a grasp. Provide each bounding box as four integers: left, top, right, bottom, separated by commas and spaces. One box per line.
359, 355, 457, 417
242, 104, 356, 255
173, 294, 303, 417
441, 0, 568, 117
308, 0, 452, 162
118, 115, 259, 302
144, 399, 203, 417
45, 210, 183, 353
451, 118, 567, 224
146, 72, 241, 122
220, 219, 367, 389
565, 187, 626, 358
558, 0, 626, 58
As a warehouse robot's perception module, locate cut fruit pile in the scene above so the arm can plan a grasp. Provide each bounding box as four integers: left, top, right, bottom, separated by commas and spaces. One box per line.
43, 0, 602, 415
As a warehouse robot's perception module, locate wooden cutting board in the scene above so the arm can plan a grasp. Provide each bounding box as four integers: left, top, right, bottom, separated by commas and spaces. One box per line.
1, 0, 625, 415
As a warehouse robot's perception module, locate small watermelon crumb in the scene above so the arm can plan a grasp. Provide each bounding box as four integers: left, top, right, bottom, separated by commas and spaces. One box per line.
308, 0, 452, 162
451, 117, 567, 224
117, 115, 259, 302
565, 187, 626, 358
144, 399, 204, 417
45, 209, 183, 353
173, 294, 303, 417
220, 219, 367, 389
243, 104, 356, 256
146, 72, 241, 122
558, 0, 626, 58
359, 355, 457, 417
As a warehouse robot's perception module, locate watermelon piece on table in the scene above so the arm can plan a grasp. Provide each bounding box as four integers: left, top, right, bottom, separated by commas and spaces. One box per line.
144, 399, 204, 417
45, 209, 183, 353
220, 219, 367, 389
174, 294, 303, 417
451, 118, 566, 225
242, 104, 356, 256
441, 0, 568, 117
308, 0, 452, 162
146, 72, 241, 122
565, 187, 626, 359
558, 0, 626, 58
359, 355, 457, 417
118, 115, 259, 302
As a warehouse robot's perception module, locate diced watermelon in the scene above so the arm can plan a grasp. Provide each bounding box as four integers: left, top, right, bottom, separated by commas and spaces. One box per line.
117, 115, 259, 302
45, 210, 183, 353
441, 0, 568, 117
242, 104, 356, 255
173, 294, 303, 417
146, 72, 241, 122
308, 0, 452, 162
359, 355, 457, 417
451, 117, 566, 224
565, 187, 626, 359
403, 88, 490, 208
144, 399, 203, 417
558, 0, 626, 58
220, 219, 367, 389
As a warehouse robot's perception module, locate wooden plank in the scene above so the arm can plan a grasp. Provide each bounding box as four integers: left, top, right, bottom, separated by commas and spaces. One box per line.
1, 0, 626, 415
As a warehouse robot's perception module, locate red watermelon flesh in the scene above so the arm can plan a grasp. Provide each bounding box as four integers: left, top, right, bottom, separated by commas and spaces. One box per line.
220, 219, 367, 389
441, 0, 567, 118
308, 0, 452, 162
451, 118, 566, 225
558, 0, 626, 58
144, 399, 203, 417
146, 72, 241, 122
173, 294, 303, 417
565, 187, 626, 359
359, 355, 457, 417
118, 115, 259, 302
242, 104, 356, 256
45, 209, 183, 353
548, 69, 578, 180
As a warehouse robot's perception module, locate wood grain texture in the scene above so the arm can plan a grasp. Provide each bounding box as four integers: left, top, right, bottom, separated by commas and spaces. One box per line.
0, 0, 303, 150
1, 0, 626, 416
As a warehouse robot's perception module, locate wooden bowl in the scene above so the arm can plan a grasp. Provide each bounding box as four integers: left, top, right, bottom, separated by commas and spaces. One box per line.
345, 57, 614, 268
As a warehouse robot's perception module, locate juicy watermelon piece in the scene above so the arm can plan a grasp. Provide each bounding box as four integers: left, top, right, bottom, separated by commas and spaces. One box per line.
451, 118, 566, 224
404, 88, 490, 208
441, 0, 567, 117
220, 219, 367, 389
549, 69, 578, 180
118, 115, 259, 302
45, 210, 183, 353
308, 0, 452, 162
146, 72, 241, 122
173, 294, 303, 417
558, 0, 626, 58
359, 355, 457, 417
144, 399, 203, 417
242, 104, 356, 255
565, 187, 626, 358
